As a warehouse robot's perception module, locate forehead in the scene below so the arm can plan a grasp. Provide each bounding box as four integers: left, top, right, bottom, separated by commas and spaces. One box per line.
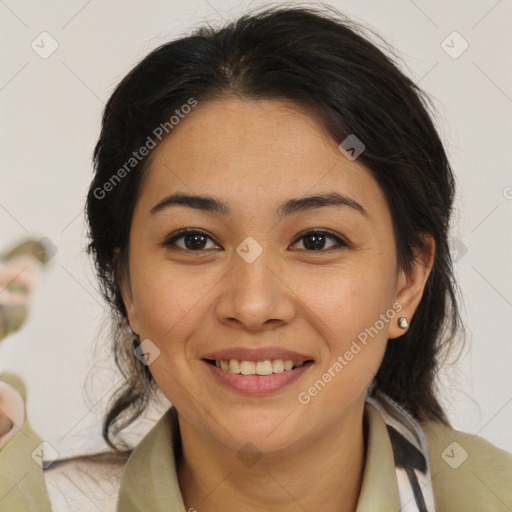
138, 97, 386, 218
149, 97, 340, 174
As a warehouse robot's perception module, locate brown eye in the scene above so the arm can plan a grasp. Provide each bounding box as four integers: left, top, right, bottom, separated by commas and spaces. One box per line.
291, 230, 347, 251
162, 229, 220, 251
162, 228, 347, 253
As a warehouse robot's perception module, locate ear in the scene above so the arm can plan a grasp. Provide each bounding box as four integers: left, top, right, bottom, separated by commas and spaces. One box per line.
388, 233, 435, 339
115, 248, 141, 336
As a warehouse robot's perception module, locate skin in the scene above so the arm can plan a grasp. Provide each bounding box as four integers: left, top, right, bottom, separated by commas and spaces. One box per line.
121, 97, 434, 512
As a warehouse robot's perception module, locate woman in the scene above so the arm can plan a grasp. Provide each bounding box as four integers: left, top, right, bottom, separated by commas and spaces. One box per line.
2, 4, 510, 511
86, 3, 511, 511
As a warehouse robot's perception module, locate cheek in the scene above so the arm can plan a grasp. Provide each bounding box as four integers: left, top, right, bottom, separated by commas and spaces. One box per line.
129, 258, 220, 350
298, 262, 396, 344
294, 258, 396, 399
293, 270, 394, 416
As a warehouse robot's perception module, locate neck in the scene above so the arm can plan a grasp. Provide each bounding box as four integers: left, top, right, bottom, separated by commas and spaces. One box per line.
176, 401, 367, 512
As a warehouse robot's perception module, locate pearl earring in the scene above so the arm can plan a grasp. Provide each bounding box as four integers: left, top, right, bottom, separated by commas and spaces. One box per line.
398, 317, 409, 330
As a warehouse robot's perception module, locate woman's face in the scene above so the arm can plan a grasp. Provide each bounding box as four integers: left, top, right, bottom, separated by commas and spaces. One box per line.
122, 97, 432, 453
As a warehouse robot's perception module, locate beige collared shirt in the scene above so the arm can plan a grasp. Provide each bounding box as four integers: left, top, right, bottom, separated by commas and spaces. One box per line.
116, 402, 512, 511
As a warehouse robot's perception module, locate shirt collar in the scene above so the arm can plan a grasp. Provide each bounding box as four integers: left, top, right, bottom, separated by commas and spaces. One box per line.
117, 400, 403, 511
356, 403, 401, 510
116, 405, 186, 511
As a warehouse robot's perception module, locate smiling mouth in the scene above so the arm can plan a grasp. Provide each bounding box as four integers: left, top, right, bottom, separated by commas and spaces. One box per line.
203, 358, 314, 375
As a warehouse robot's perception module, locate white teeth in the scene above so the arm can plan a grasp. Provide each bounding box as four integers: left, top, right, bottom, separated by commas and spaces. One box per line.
256, 360, 273, 375
228, 359, 240, 374
272, 359, 284, 373
240, 361, 256, 375
212, 358, 308, 375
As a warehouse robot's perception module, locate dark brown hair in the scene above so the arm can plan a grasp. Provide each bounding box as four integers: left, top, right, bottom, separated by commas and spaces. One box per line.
85, 3, 463, 454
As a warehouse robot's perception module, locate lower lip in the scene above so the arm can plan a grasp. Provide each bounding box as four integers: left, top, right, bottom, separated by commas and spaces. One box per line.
203, 360, 314, 395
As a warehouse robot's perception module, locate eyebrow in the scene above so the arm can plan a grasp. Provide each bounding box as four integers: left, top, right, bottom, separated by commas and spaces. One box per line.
150, 192, 368, 219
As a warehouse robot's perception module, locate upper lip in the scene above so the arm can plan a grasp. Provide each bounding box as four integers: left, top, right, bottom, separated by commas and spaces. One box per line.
202, 347, 314, 363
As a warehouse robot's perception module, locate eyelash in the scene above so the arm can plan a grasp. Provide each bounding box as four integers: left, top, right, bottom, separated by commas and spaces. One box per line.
161, 228, 348, 253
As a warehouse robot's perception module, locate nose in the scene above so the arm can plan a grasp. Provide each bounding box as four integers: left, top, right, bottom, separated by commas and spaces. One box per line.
214, 243, 297, 332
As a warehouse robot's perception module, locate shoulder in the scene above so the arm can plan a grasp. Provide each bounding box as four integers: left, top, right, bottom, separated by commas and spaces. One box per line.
422, 420, 512, 511
43, 452, 128, 512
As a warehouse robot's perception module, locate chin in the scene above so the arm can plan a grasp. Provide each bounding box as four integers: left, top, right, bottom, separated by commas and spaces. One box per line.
208, 411, 305, 453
